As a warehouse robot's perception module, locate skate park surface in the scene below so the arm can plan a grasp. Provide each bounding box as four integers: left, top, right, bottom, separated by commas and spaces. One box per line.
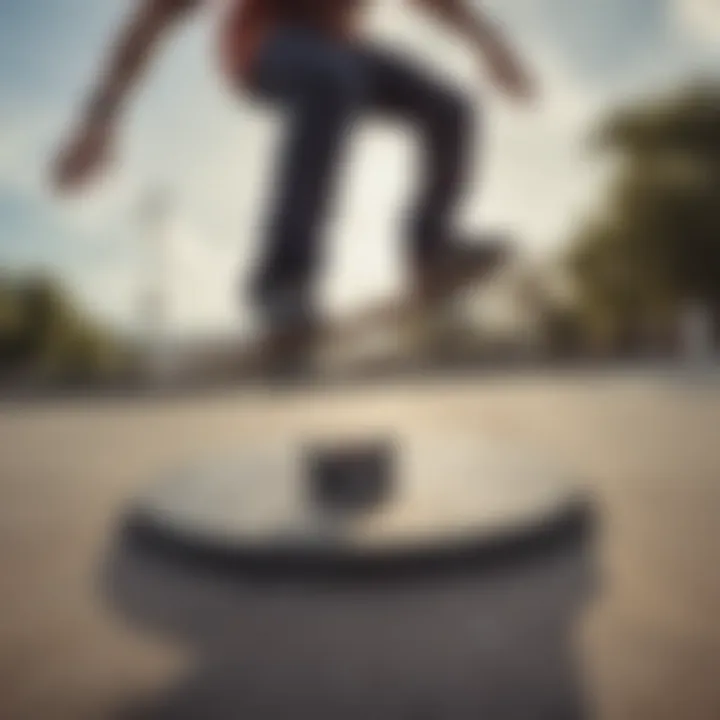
1, 367, 720, 719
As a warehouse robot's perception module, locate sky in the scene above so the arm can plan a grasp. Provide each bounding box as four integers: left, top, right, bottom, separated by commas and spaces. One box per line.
0, 0, 719, 337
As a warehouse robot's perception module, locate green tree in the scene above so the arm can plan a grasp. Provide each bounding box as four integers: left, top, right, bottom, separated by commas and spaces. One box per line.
0, 273, 127, 382
568, 82, 720, 352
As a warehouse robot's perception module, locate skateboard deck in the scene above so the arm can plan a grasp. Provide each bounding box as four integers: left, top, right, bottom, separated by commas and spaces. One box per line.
237, 240, 513, 376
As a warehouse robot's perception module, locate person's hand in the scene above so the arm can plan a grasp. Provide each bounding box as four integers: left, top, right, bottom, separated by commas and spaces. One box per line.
52, 116, 115, 193
483, 45, 537, 105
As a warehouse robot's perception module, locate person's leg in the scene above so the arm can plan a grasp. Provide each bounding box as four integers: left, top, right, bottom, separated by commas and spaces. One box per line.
358, 45, 478, 265
245, 29, 368, 319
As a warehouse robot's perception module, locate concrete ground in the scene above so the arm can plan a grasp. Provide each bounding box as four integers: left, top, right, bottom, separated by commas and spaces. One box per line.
1, 368, 720, 719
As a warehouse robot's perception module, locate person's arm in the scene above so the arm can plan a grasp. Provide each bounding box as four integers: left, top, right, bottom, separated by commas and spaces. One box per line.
53, 0, 199, 191
411, 0, 536, 102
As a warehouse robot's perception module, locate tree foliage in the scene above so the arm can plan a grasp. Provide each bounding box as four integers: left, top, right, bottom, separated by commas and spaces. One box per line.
0, 273, 126, 381
568, 82, 720, 351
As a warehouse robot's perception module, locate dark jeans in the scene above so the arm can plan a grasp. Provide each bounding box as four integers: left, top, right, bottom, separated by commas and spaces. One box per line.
247, 27, 477, 302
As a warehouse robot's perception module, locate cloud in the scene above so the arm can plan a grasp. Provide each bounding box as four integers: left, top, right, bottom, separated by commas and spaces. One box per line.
674, 0, 720, 41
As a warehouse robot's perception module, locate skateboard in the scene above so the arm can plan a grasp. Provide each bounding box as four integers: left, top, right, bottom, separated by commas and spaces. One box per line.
238, 238, 514, 377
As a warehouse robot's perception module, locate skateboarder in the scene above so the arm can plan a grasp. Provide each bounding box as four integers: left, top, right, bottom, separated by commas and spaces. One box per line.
53, 0, 536, 350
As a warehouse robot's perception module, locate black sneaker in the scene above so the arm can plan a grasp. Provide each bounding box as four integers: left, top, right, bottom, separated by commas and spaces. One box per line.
253, 283, 322, 371
412, 235, 512, 303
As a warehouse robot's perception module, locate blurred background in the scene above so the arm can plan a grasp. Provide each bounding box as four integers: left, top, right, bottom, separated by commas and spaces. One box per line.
1, 1, 719, 719
0, 0, 718, 385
